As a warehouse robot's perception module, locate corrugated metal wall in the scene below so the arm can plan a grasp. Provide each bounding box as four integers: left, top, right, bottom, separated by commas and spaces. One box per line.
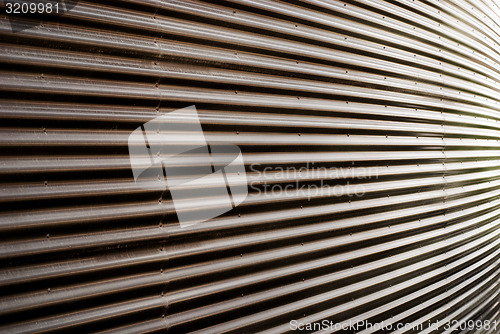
1, 0, 500, 333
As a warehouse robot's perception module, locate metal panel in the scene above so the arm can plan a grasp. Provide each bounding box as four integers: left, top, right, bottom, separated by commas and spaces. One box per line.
0, 0, 499, 332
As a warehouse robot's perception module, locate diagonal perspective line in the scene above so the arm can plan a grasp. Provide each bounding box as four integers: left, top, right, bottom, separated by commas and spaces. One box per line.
140, 125, 155, 164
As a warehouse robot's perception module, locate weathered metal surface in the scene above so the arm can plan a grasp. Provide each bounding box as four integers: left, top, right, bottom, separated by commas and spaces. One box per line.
0, 0, 499, 333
